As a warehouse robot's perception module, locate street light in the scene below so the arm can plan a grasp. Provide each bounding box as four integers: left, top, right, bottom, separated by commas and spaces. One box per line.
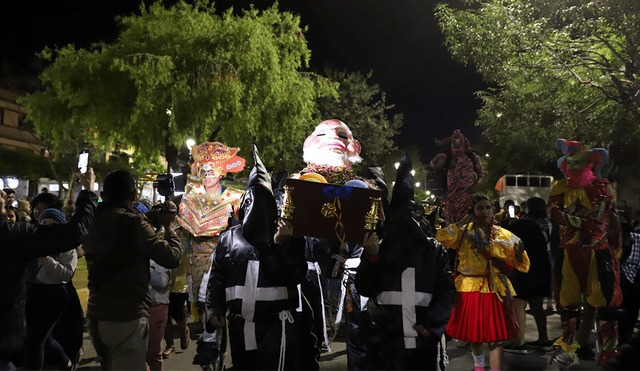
411, 170, 416, 176
186, 139, 195, 151
394, 162, 400, 169
415, 182, 421, 187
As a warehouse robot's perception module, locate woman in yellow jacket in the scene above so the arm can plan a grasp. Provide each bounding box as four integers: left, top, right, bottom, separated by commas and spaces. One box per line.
437, 195, 530, 371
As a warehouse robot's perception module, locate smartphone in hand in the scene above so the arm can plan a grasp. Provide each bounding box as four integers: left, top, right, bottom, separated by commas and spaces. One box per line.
77, 150, 89, 174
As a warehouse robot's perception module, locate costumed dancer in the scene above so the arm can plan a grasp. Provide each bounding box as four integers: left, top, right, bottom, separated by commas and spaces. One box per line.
436, 195, 530, 371
176, 142, 245, 367
429, 129, 484, 225
292, 119, 376, 370
205, 145, 314, 370
356, 156, 456, 370
547, 139, 622, 368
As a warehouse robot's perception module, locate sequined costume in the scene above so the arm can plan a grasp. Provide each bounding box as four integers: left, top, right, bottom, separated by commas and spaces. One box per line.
547, 139, 622, 366
436, 222, 530, 343
430, 130, 484, 225
179, 177, 243, 303
177, 142, 245, 305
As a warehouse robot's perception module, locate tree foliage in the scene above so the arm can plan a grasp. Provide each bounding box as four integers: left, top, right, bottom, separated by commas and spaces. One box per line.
314, 69, 403, 168
21, 0, 337, 172
435, 0, 640, 176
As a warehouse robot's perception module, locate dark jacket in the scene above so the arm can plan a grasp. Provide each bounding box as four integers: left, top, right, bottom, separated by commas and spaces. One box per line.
356, 215, 456, 370
356, 233, 455, 343
83, 202, 182, 322
206, 226, 307, 327
0, 190, 97, 359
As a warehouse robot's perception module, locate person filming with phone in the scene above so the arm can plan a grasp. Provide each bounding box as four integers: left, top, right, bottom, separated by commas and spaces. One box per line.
0, 168, 97, 370
82, 170, 183, 370
496, 199, 518, 228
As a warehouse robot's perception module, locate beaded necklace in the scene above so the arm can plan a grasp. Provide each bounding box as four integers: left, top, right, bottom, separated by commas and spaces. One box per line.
300, 163, 358, 185
469, 224, 495, 259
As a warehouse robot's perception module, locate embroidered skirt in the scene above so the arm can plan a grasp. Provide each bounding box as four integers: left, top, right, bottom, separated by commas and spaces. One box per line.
446, 291, 517, 343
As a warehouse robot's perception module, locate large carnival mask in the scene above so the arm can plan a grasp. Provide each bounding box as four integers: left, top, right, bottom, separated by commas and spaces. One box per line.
556, 139, 609, 189
303, 119, 362, 167
435, 129, 471, 157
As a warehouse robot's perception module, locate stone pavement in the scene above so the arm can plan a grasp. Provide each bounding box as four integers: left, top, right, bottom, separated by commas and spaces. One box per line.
77, 310, 602, 370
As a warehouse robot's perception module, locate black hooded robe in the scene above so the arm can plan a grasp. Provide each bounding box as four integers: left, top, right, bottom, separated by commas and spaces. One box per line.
356, 156, 456, 370
204, 145, 316, 370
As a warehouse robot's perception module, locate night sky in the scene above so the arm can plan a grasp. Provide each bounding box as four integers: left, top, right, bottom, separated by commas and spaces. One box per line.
0, 0, 487, 161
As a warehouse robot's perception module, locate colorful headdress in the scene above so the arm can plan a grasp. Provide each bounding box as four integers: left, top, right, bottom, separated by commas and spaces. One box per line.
556, 139, 609, 178
190, 142, 246, 176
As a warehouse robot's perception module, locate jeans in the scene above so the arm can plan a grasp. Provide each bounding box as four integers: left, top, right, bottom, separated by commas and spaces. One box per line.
26, 284, 69, 369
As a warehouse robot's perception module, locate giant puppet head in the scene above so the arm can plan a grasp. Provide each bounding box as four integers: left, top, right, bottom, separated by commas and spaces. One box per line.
435, 129, 472, 157
238, 144, 278, 246
303, 119, 362, 167
190, 142, 246, 189
556, 139, 609, 189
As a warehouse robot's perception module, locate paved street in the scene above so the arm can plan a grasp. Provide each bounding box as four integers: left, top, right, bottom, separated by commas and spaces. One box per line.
77, 310, 602, 370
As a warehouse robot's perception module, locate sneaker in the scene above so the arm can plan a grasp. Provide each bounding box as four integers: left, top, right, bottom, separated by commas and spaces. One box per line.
193, 340, 219, 366
162, 345, 175, 359
503, 343, 529, 354
550, 345, 573, 370
526, 340, 554, 351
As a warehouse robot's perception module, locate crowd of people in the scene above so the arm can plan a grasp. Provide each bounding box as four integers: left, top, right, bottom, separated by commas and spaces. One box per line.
1, 122, 640, 371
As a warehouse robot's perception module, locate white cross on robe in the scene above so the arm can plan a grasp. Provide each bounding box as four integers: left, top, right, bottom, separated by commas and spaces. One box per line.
376, 267, 433, 349
226, 260, 289, 350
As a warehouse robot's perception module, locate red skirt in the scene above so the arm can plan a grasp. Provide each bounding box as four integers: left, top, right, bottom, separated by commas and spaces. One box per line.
446, 291, 518, 343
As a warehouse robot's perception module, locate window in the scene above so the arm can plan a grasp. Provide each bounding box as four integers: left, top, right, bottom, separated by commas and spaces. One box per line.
506, 176, 516, 186
541, 177, 552, 187
517, 177, 527, 186
529, 177, 540, 187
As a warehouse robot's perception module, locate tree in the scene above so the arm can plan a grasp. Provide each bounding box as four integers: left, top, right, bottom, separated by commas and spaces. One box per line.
20, 1, 337, 172
314, 69, 403, 168
435, 0, 640, 176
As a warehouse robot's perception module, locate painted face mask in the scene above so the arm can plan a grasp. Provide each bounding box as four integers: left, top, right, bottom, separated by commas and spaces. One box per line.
302, 119, 362, 167
556, 139, 609, 189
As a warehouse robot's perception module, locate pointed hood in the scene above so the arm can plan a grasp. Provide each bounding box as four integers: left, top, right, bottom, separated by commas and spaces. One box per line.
379, 155, 427, 269
239, 144, 278, 245
389, 155, 415, 216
